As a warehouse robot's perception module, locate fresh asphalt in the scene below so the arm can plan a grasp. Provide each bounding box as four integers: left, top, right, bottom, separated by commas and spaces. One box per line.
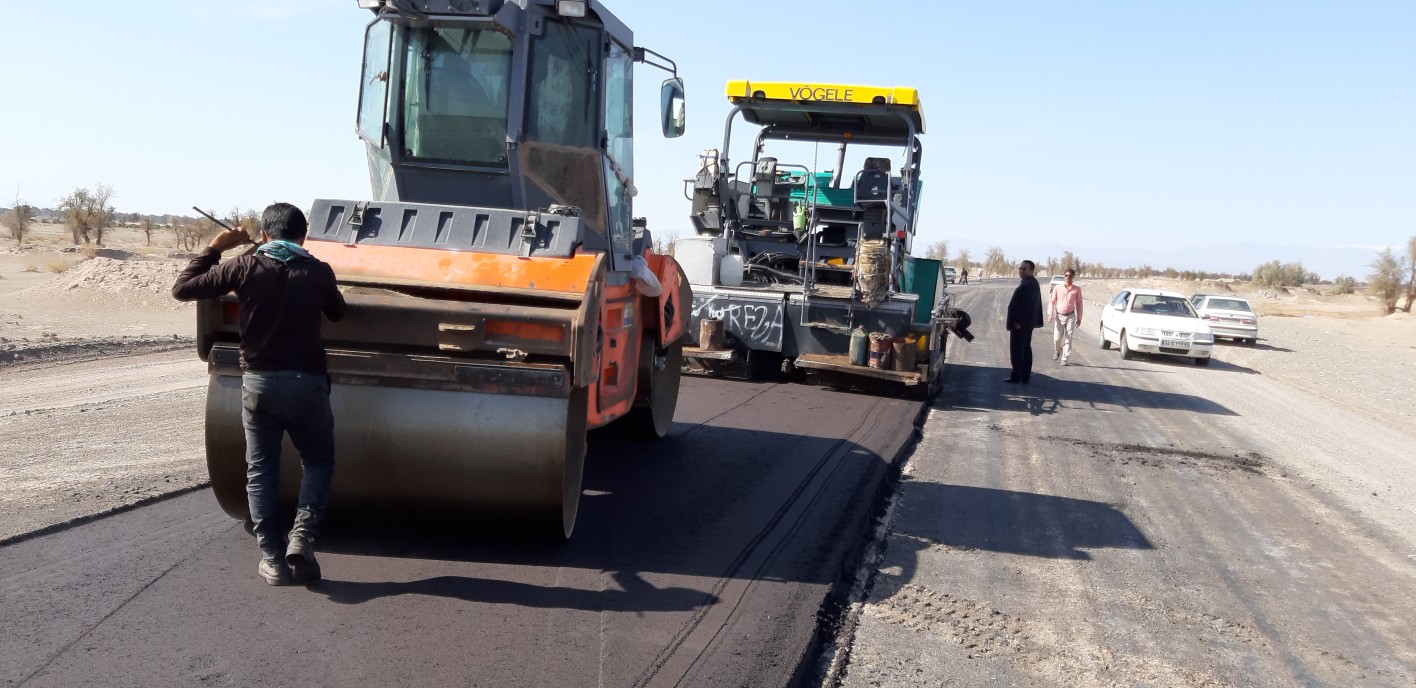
2, 374, 921, 687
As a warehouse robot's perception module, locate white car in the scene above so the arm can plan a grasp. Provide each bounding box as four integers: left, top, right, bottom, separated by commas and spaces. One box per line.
1190, 293, 1259, 345
1099, 288, 1215, 366
1048, 274, 1067, 292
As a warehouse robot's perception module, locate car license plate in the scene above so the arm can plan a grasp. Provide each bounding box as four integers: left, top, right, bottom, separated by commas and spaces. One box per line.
1161, 339, 1188, 348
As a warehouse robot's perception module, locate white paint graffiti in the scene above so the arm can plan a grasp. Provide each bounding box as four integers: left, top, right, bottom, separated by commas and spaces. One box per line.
692, 296, 786, 351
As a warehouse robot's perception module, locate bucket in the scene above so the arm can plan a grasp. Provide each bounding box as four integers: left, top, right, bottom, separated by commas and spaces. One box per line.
700, 318, 725, 350
848, 327, 868, 366
867, 332, 893, 370
893, 336, 916, 372
719, 254, 744, 287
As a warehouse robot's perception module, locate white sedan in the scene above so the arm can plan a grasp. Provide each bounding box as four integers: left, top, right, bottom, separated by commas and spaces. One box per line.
1099, 288, 1215, 366
1190, 293, 1259, 345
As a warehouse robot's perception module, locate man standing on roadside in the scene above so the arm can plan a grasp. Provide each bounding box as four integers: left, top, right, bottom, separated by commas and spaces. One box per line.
1005, 260, 1044, 384
172, 203, 346, 586
1048, 268, 1083, 366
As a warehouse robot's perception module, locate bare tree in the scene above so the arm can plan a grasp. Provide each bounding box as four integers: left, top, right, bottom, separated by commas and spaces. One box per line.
954, 248, 972, 275
923, 240, 948, 262
652, 229, 680, 256
1367, 248, 1406, 315
142, 218, 154, 246
172, 216, 220, 252
57, 184, 116, 245
5, 191, 33, 246
984, 246, 1008, 277
1403, 235, 1416, 313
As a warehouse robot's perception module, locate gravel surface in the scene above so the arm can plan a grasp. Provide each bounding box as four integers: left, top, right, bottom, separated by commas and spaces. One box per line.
0, 348, 208, 543
832, 281, 1416, 687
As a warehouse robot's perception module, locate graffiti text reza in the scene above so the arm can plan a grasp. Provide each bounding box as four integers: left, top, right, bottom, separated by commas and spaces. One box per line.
692, 296, 785, 351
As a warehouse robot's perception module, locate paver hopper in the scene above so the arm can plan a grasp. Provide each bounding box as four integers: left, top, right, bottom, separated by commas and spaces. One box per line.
195, 0, 691, 538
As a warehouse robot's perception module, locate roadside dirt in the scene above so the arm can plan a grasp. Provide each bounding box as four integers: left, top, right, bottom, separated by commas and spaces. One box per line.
837, 281, 1416, 687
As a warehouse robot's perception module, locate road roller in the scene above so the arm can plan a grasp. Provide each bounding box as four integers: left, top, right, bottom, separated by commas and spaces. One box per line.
679, 81, 961, 397
193, 0, 691, 538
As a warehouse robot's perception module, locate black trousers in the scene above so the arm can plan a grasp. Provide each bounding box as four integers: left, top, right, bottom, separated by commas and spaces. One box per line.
1009, 328, 1034, 382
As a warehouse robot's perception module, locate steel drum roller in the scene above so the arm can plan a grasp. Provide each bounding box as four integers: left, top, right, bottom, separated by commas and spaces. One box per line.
205, 375, 589, 538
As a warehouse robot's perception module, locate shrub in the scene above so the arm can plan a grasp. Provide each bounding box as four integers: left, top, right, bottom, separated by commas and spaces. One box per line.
1331, 276, 1356, 295
46, 258, 73, 273
24, 263, 39, 273
1252, 260, 1309, 288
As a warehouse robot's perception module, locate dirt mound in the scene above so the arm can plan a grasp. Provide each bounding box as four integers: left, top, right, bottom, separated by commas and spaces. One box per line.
18, 257, 188, 310
24, 257, 181, 297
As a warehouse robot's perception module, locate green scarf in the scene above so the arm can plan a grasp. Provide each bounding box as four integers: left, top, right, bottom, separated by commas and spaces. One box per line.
256, 240, 315, 264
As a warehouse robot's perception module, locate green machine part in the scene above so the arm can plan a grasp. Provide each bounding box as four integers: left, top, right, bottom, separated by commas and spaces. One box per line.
902, 256, 943, 325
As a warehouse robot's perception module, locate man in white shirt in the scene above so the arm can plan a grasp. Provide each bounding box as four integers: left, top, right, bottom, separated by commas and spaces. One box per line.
1047, 268, 1083, 365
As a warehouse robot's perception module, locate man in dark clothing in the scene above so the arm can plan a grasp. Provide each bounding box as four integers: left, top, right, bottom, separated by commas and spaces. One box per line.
1005, 259, 1044, 384
172, 203, 346, 585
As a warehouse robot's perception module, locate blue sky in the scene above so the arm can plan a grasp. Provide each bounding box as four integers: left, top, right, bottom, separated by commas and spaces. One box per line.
2, 1, 1412, 276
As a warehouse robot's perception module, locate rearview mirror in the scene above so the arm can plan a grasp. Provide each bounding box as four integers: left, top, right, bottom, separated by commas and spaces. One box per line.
660, 77, 685, 138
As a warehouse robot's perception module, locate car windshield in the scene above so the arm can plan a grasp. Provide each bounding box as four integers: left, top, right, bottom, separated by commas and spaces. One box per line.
1205, 298, 1253, 313
1130, 294, 1196, 317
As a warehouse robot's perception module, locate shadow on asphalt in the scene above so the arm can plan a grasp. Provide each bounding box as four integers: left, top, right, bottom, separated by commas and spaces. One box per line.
941, 363, 1239, 417
890, 483, 1153, 562
315, 570, 716, 610
313, 420, 899, 609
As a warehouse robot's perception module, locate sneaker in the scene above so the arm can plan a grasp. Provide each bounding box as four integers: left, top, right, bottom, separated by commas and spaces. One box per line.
259, 556, 292, 586
286, 537, 322, 583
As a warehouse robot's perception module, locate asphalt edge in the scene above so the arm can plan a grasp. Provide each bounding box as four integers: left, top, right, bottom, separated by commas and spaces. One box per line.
792, 395, 934, 688
0, 482, 212, 548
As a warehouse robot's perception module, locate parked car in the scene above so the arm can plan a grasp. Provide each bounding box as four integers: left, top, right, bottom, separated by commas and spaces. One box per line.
1048, 274, 1067, 292
1190, 293, 1259, 345
944, 266, 957, 284
1099, 288, 1214, 365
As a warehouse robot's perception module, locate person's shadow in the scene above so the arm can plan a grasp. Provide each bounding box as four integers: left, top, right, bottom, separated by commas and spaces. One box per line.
315, 569, 716, 612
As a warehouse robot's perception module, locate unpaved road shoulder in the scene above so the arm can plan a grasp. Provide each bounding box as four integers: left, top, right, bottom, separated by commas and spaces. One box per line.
0, 348, 208, 542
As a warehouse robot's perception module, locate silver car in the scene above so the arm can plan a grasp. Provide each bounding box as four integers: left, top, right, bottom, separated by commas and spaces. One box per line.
1190, 293, 1259, 345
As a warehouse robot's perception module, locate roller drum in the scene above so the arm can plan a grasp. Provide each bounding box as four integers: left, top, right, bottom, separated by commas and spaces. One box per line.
205, 375, 589, 538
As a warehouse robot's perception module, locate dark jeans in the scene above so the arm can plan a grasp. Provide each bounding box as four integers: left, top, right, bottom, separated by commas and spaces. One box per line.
1009, 328, 1034, 382
241, 371, 335, 557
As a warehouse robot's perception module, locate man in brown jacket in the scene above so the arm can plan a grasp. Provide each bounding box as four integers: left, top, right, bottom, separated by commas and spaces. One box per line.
172, 203, 346, 585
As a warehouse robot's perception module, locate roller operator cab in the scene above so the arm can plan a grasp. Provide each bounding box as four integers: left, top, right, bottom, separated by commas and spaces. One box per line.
195, 0, 691, 539
681, 81, 963, 397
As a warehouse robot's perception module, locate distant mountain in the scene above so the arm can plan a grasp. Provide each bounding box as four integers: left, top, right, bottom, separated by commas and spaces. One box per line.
948, 240, 1383, 282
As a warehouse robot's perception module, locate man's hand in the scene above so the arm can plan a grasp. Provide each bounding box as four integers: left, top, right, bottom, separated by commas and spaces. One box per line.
208, 227, 253, 253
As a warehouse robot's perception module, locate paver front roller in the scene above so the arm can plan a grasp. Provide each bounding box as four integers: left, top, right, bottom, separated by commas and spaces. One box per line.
192, 0, 692, 538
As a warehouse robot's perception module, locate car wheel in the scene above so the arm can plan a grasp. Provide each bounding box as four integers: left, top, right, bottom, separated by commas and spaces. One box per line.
1194, 356, 1211, 366
1099, 324, 1112, 350
1245, 338, 1257, 347
1119, 331, 1135, 360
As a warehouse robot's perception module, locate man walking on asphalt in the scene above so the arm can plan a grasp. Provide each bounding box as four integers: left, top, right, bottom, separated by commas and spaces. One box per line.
1005, 259, 1044, 384
1048, 268, 1083, 366
172, 203, 346, 585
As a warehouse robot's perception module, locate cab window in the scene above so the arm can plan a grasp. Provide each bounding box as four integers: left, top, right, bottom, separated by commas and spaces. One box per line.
603, 41, 634, 265
526, 20, 600, 148
401, 27, 513, 166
